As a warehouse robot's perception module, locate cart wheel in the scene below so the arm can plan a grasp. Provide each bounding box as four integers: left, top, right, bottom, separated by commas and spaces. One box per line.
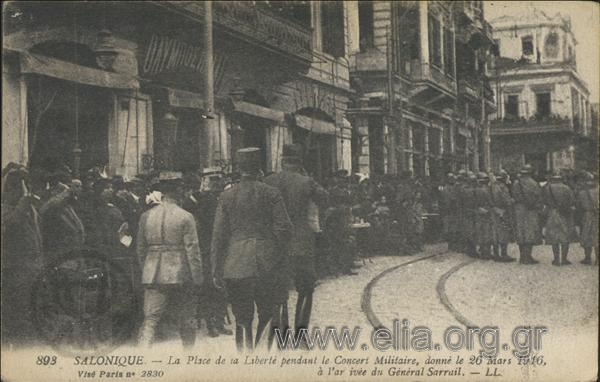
31, 248, 140, 355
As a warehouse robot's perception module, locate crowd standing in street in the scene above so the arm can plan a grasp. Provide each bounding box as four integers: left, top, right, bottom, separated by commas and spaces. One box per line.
1, 156, 597, 350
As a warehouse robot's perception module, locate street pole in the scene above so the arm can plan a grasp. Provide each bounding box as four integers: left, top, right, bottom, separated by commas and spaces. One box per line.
392, 5, 405, 173
386, 25, 397, 175
203, 0, 214, 167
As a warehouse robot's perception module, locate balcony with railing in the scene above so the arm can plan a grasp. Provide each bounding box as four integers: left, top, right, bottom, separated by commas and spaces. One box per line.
454, 1, 493, 48
406, 59, 457, 95
157, 1, 313, 64
491, 112, 574, 136
457, 77, 479, 99
454, 1, 483, 22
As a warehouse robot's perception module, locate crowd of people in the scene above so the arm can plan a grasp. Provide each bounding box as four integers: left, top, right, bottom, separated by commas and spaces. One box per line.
438, 165, 598, 265
1, 148, 597, 350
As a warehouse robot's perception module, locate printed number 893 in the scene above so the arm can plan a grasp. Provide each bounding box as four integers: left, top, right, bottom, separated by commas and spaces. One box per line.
36, 355, 57, 366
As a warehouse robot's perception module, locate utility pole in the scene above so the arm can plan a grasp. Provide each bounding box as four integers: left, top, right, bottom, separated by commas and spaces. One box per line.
203, 1, 214, 167
392, 3, 405, 173
386, 25, 397, 175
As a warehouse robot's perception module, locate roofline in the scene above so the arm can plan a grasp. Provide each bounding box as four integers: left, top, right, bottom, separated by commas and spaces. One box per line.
490, 22, 576, 45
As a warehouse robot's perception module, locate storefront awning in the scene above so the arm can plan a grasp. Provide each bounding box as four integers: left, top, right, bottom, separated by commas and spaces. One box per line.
232, 101, 285, 123
18, 50, 139, 89
294, 114, 337, 136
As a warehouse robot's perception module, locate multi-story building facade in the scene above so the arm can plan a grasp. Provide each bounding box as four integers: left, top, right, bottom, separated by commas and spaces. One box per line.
347, 0, 495, 179
488, 8, 594, 178
3, 1, 353, 182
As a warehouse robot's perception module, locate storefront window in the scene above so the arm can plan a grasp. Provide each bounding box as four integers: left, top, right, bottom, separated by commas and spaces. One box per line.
368, 116, 385, 176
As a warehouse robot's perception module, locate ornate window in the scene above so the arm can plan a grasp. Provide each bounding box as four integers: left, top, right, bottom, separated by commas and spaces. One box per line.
358, 1, 374, 52
321, 1, 345, 57
544, 32, 559, 58
428, 15, 442, 68
504, 94, 519, 119
521, 35, 534, 56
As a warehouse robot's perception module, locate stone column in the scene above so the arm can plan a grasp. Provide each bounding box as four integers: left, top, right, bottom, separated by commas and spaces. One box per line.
419, 1, 430, 75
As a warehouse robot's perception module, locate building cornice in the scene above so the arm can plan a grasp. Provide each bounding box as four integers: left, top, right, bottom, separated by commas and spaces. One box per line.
490, 67, 590, 96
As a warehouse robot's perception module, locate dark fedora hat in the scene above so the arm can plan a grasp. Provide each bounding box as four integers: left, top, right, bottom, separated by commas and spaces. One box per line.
237, 147, 262, 174
282, 143, 303, 165
520, 164, 534, 174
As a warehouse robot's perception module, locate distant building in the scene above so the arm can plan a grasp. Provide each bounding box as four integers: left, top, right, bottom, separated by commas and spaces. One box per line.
488, 8, 594, 179
347, 1, 496, 180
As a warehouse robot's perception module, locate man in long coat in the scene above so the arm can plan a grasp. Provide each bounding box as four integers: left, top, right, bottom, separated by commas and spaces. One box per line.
40, 172, 85, 265
1, 167, 44, 346
182, 168, 232, 337
137, 172, 203, 348
542, 173, 577, 266
460, 172, 479, 258
490, 171, 515, 262
264, 144, 328, 340
474, 172, 494, 260
577, 173, 598, 265
83, 178, 128, 255
212, 148, 292, 351
511, 164, 543, 264
439, 173, 461, 252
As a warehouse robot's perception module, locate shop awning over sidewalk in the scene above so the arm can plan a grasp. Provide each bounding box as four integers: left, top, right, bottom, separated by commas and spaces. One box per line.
232, 100, 285, 123
294, 114, 337, 135
16, 50, 139, 89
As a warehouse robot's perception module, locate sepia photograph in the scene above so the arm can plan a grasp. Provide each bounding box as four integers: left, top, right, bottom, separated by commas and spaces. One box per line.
1, 1, 598, 381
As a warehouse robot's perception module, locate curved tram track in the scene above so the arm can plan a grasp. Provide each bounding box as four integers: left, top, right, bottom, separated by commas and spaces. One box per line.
361, 248, 477, 330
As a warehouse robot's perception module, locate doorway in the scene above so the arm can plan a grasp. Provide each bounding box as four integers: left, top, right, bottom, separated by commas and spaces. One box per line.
27, 76, 110, 173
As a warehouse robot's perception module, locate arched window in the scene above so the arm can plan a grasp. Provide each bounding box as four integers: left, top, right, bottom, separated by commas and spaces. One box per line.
544, 32, 559, 58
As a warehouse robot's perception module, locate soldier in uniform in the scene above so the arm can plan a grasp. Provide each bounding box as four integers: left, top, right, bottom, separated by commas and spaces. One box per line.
183, 168, 232, 337
323, 186, 356, 276
460, 172, 479, 258
474, 172, 494, 260
542, 173, 576, 266
137, 172, 203, 348
264, 144, 328, 341
212, 148, 292, 351
577, 173, 598, 265
394, 171, 414, 254
511, 164, 543, 264
440, 173, 461, 252
455, 169, 468, 254
490, 170, 515, 262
